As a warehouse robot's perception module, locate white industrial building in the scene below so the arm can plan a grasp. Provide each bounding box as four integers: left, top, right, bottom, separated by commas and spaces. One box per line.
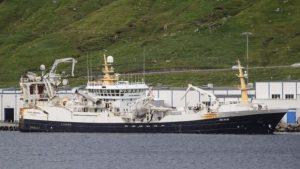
0, 89, 21, 123
1, 80, 299, 123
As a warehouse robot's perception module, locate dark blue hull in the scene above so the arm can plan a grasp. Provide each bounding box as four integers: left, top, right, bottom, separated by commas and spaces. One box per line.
19, 112, 286, 134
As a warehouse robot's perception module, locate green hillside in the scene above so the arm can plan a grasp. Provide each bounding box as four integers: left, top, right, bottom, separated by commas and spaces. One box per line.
0, 0, 300, 87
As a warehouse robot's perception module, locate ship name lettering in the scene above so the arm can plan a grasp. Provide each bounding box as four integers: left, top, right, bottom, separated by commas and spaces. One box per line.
29, 126, 40, 129
219, 118, 230, 121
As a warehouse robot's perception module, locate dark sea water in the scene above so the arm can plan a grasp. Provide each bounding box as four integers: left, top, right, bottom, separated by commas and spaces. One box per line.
0, 132, 300, 169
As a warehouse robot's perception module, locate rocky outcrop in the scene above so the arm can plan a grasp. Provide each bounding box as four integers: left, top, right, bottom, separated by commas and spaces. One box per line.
276, 122, 300, 132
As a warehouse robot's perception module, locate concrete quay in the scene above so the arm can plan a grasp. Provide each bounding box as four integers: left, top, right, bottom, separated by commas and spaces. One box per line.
0, 121, 18, 131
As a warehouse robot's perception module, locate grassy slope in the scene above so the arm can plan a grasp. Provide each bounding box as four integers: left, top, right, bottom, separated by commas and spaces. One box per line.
0, 0, 300, 87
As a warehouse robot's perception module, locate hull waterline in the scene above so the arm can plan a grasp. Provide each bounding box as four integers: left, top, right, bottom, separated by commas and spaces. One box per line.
19, 112, 286, 134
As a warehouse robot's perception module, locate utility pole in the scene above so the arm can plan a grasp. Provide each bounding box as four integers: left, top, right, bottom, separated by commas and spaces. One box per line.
242, 32, 252, 84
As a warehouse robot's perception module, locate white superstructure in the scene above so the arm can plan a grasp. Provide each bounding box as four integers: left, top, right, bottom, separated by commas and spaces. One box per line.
81, 54, 149, 117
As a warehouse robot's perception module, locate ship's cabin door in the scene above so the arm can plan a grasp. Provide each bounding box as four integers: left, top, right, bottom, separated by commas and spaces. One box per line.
4, 108, 14, 122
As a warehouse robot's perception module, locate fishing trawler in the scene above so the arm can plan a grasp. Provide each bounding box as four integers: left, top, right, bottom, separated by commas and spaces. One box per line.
19, 55, 287, 134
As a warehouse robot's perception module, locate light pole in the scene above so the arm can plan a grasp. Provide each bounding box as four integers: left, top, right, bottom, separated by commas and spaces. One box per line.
242, 32, 253, 83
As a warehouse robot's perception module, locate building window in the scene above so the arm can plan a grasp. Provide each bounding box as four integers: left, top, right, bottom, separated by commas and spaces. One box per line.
271, 94, 281, 99
285, 94, 294, 99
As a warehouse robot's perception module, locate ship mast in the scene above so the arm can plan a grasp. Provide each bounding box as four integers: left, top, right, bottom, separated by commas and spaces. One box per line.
100, 54, 118, 85
237, 59, 249, 104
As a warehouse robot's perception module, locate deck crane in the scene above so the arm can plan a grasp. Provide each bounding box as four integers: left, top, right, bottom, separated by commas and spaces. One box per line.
48, 57, 77, 78
181, 84, 219, 112
42, 57, 77, 98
